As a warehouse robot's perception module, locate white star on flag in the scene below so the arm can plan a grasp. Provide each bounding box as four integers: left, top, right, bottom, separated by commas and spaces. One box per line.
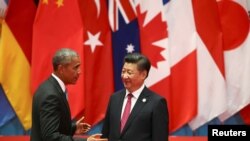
126, 43, 135, 53
84, 31, 103, 52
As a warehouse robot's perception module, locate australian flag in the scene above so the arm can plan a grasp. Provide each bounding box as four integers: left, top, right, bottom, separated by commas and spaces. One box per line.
108, 0, 141, 90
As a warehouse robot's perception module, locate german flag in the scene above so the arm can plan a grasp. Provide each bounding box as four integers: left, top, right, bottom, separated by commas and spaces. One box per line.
0, 0, 36, 130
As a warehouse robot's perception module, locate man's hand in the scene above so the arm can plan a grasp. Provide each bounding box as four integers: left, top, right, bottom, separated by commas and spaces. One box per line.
75, 116, 91, 134
87, 134, 108, 141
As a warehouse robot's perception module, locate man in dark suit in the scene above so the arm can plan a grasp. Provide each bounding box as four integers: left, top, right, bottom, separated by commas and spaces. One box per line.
30, 48, 105, 141
101, 53, 169, 141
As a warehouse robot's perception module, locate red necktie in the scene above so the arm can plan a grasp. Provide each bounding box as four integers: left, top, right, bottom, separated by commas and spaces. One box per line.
120, 93, 133, 132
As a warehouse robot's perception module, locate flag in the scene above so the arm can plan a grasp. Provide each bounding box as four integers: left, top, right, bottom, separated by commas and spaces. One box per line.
32, 0, 84, 118
164, 0, 198, 132
240, 0, 250, 121
0, 0, 8, 19
188, 0, 227, 130
0, 85, 15, 127
240, 104, 250, 124
0, 0, 36, 130
109, 0, 141, 91
219, 0, 250, 121
0, 0, 11, 128
78, 0, 114, 125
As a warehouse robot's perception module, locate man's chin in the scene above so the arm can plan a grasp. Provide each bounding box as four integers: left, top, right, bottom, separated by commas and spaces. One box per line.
68, 81, 77, 85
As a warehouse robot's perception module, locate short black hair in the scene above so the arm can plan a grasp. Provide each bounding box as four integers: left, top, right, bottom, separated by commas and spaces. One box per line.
124, 53, 151, 77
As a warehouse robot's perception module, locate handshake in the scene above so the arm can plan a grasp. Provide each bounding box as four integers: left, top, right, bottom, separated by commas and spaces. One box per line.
87, 134, 108, 141
75, 117, 108, 141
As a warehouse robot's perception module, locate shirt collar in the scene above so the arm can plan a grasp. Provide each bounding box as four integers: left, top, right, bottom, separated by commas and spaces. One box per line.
126, 84, 145, 99
52, 73, 66, 93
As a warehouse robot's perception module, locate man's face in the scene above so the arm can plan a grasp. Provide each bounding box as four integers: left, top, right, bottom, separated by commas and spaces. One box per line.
60, 56, 81, 85
121, 63, 146, 93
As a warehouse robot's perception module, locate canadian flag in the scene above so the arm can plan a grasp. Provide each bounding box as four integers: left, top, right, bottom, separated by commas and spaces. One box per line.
138, 0, 197, 132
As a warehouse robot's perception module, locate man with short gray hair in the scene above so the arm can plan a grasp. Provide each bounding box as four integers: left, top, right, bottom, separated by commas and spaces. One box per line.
30, 48, 106, 141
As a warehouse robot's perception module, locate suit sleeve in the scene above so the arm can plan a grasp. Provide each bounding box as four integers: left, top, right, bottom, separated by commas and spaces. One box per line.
152, 98, 169, 141
101, 97, 111, 138
40, 94, 74, 141
71, 120, 76, 135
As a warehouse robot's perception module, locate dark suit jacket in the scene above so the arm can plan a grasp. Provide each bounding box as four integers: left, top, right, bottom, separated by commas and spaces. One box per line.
30, 76, 83, 141
101, 86, 169, 141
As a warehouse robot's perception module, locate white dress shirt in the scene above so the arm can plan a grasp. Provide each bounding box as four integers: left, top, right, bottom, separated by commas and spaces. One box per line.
121, 84, 145, 119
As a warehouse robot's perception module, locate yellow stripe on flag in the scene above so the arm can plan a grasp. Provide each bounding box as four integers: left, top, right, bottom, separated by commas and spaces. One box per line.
0, 21, 32, 130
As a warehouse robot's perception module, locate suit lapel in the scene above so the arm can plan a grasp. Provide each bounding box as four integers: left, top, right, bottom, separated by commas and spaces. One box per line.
121, 87, 150, 135
49, 76, 71, 119
114, 91, 126, 136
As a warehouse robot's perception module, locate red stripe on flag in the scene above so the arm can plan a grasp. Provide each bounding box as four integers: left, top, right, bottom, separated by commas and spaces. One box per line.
5, 0, 36, 63
120, 0, 136, 21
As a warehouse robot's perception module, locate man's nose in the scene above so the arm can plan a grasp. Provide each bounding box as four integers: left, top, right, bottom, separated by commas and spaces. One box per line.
122, 73, 129, 79
77, 69, 81, 74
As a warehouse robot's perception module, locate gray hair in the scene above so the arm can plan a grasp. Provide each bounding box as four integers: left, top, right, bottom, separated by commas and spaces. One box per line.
52, 48, 79, 71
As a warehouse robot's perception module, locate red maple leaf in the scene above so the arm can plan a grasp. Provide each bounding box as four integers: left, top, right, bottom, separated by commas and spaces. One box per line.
136, 6, 168, 68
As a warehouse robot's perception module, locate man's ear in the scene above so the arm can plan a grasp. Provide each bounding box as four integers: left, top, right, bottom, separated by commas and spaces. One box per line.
141, 70, 147, 79
57, 64, 64, 74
